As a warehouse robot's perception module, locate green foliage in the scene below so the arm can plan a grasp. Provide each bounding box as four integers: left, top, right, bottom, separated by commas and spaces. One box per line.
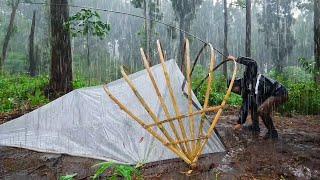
269, 66, 320, 115
298, 57, 315, 74
59, 173, 77, 180
281, 81, 320, 115
0, 74, 49, 112
4, 52, 28, 74
72, 77, 89, 89
192, 65, 242, 107
268, 65, 313, 83
65, 9, 111, 39
0, 75, 89, 113
298, 57, 320, 79
92, 162, 142, 180
231, 0, 246, 8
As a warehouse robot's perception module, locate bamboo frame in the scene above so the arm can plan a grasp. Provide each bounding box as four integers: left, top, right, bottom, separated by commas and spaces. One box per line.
157, 40, 193, 156
145, 105, 222, 128
191, 59, 238, 164
194, 44, 216, 158
103, 39, 237, 166
184, 39, 196, 150
103, 86, 191, 164
140, 48, 189, 157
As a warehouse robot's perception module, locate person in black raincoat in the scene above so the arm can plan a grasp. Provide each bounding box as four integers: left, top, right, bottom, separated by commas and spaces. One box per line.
227, 56, 288, 139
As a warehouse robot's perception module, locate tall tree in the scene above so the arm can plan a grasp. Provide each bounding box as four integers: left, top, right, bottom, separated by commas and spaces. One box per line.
131, 0, 162, 65
223, 0, 229, 78
49, 0, 72, 95
1, 0, 20, 71
258, 0, 294, 73
245, 0, 251, 57
171, 0, 202, 68
315, 0, 320, 83
29, 10, 37, 76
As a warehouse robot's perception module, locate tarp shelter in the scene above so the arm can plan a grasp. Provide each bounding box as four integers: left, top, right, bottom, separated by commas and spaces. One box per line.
0, 60, 225, 164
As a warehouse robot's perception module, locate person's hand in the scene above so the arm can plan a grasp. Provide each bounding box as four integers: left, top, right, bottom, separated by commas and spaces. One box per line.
233, 124, 243, 131
227, 55, 236, 61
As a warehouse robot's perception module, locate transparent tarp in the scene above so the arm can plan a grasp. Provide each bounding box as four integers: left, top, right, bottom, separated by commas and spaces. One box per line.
0, 60, 224, 164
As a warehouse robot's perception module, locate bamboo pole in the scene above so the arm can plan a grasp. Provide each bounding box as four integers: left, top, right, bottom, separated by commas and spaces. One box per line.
145, 105, 222, 128
165, 136, 208, 146
140, 48, 189, 157
194, 44, 216, 157
191, 60, 237, 164
184, 39, 196, 150
156, 40, 192, 156
102, 85, 191, 164
119, 66, 182, 151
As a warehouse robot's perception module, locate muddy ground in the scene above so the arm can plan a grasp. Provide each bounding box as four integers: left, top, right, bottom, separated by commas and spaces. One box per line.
0, 110, 319, 179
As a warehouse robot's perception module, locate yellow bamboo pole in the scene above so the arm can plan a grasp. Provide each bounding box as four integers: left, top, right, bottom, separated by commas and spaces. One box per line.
119, 66, 181, 150
194, 44, 216, 158
102, 85, 191, 164
156, 40, 192, 156
165, 136, 208, 146
145, 105, 222, 128
191, 60, 238, 164
184, 39, 196, 151
140, 48, 189, 157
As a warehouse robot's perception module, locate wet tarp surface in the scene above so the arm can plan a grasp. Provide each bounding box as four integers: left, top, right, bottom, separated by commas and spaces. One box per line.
0, 60, 225, 164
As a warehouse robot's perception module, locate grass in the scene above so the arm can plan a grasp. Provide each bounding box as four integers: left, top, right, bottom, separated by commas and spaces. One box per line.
60, 162, 142, 180
0, 74, 49, 113
0, 74, 91, 113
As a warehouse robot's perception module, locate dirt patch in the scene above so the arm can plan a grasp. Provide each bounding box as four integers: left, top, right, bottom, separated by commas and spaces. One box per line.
0, 112, 319, 179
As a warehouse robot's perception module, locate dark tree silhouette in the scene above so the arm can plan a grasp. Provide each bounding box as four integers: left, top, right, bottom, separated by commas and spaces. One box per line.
315, 0, 320, 83
29, 10, 37, 76
223, 0, 229, 78
171, 0, 202, 68
245, 0, 251, 57
1, 0, 20, 71
49, 0, 73, 95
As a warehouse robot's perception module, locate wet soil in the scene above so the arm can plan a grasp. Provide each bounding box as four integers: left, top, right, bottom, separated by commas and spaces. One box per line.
0, 111, 319, 179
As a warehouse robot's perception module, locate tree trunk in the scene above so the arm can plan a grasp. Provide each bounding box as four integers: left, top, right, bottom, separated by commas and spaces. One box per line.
148, 1, 153, 64
275, 0, 282, 73
223, 0, 229, 78
178, 13, 185, 70
1, 1, 19, 71
29, 10, 37, 77
143, 0, 151, 65
245, 0, 251, 57
87, 33, 90, 67
315, 0, 320, 84
49, 0, 73, 95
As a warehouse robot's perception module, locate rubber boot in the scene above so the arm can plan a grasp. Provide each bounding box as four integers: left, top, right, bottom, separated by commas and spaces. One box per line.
263, 129, 278, 140
262, 114, 278, 140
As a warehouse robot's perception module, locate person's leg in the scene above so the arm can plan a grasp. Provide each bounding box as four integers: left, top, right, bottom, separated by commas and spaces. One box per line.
260, 112, 278, 139
258, 95, 287, 139
250, 100, 260, 134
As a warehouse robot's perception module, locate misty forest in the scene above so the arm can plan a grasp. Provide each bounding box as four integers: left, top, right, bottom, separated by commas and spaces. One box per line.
0, 0, 319, 179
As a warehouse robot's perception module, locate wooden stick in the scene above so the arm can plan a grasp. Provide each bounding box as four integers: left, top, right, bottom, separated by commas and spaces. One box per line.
145, 105, 222, 128
191, 60, 238, 164
156, 40, 192, 156
165, 136, 208, 146
102, 85, 191, 164
194, 44, 216, 157
184, 39, 196, 151
119, 66, 180, 150
140, 48, 189, 157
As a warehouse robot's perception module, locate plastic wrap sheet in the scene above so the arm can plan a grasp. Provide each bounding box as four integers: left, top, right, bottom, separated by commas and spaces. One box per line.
0, 60, 225, 164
